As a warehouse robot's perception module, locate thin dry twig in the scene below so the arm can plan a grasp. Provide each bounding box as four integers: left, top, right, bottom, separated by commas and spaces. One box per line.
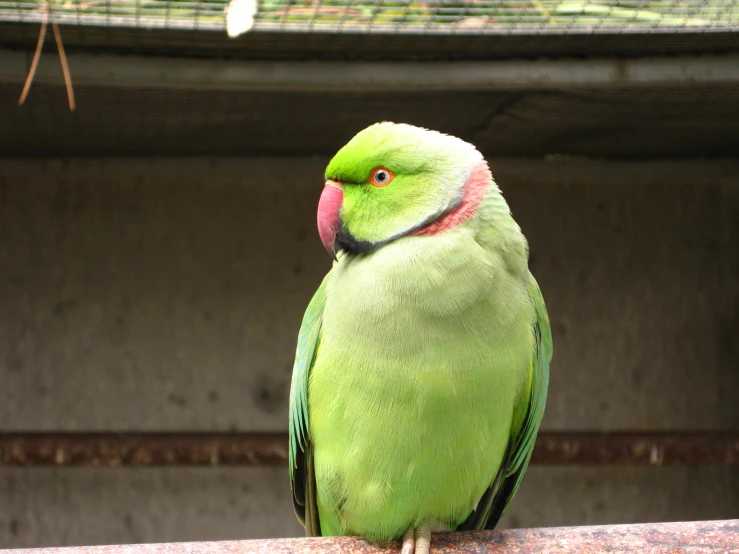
531, 0, 557, 23
17, 1, 48, 107
272, 7, 364, 16
50, 4, 76, 111
18, 0, 76, 111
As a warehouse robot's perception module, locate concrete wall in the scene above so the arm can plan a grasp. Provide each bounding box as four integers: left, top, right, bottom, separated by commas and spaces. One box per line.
1, 158, 737, 548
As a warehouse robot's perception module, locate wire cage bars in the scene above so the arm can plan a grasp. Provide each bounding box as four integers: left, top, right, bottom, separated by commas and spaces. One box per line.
1, 0, 738, 34
1, 0, 737, 156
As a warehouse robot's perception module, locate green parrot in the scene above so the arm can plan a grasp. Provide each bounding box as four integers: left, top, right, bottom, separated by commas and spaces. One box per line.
289, 122, 552, 554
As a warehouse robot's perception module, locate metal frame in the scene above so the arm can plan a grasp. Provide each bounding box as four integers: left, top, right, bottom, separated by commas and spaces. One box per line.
2, 431, 737, 467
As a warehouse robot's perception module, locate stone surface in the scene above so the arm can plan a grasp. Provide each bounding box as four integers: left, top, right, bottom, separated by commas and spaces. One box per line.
5, 520, 739, 554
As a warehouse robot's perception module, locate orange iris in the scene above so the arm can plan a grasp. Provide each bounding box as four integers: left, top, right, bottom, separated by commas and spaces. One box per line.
369, 167, 394, 187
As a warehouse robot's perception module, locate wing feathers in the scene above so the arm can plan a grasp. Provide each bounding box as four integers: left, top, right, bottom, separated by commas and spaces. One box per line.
460, 273, 552, 530
289, 276, 328, 534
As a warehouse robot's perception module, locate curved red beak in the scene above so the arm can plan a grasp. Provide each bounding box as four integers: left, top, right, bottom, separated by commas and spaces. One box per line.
317, 179, 343, 260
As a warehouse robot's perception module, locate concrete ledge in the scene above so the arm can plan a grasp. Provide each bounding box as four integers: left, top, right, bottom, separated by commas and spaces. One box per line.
1, 49, 738, 91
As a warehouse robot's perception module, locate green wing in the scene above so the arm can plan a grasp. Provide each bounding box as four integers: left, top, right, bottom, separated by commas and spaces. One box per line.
460, 272, 552, 531
289, 275, 328, 536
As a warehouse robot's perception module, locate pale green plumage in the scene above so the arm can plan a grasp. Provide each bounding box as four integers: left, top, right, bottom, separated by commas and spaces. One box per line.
289, 122, 552, 541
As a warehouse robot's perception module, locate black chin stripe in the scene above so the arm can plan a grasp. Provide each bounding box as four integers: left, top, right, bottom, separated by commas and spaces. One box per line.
335, 228, 381, 255
335, 194, 465, 255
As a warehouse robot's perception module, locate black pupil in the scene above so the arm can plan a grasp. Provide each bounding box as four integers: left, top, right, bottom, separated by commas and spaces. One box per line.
376, 171, 387, 182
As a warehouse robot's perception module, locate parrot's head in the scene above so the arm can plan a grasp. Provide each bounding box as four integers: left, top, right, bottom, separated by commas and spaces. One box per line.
317, 122, 491, 259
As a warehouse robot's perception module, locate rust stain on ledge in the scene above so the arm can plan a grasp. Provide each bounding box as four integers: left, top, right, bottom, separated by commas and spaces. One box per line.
1, 431, 738, 467
1, 520, 738, 554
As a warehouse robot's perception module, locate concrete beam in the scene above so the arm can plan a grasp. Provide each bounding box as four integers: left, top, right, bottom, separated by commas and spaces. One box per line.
1, 48, 738, 91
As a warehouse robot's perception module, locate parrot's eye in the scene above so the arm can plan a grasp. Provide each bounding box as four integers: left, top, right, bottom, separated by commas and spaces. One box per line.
369, 167, 394, 187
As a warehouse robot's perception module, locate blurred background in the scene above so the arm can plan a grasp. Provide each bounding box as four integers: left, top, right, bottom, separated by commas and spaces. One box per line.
0, 0, 738, 548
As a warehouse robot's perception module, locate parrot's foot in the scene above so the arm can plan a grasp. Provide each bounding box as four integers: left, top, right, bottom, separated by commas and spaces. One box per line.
400, 525, 431, 554
400, 523, 450, 554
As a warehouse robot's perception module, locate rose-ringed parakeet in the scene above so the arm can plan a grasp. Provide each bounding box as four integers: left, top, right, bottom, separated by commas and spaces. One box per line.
289, 122, 552, 554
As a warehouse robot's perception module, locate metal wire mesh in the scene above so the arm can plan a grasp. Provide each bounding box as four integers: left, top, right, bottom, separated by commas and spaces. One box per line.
0, 0, 737, 33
